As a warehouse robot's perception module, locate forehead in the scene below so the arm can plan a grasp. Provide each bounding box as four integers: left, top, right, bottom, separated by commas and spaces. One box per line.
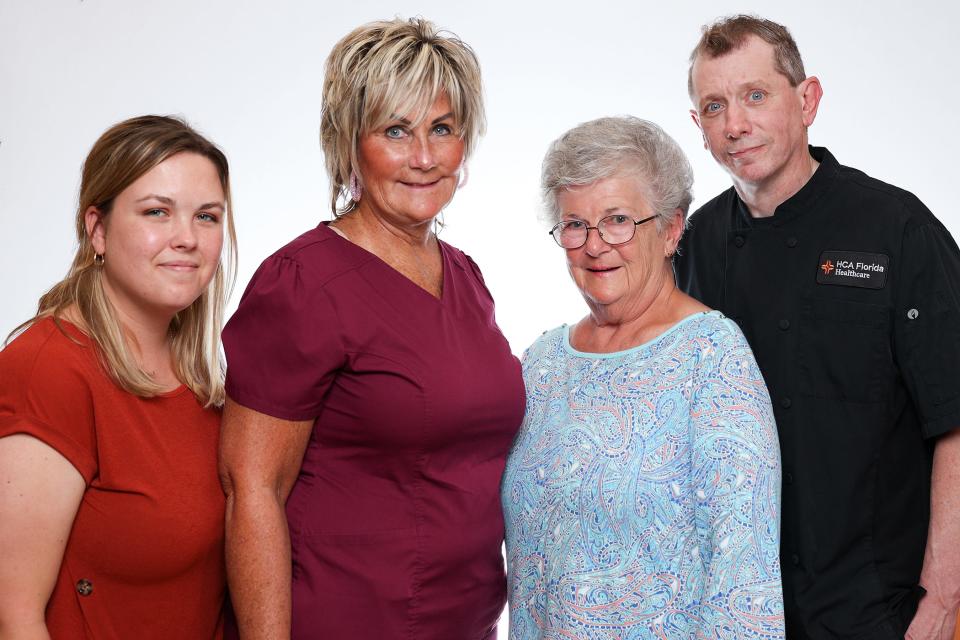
119, 152, 224, 199
557, 175, 652, 217
691, 35, 784, 98
369, 89, 454, 129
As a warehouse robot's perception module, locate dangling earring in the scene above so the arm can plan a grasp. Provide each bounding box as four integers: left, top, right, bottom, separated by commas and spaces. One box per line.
94, 253, 105, 267
433, 210, 445, 235
457, 165, 469, 189
349, 171, 362, 202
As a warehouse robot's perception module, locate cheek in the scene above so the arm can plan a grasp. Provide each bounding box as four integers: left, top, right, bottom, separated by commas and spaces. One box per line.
440, 139, 466, 168
201, 230, 225, 265
358, 143, 403, 184
106, 224, 161, 265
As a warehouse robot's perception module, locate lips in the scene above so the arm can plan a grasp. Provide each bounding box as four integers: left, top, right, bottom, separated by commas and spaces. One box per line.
728, 144, 763, 159
587, 266, 620, 274
159, 261, 199, 271
400, 178, 443, 188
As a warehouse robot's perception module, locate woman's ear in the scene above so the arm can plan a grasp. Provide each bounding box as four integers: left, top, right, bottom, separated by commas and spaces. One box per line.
84, 206, 107, 255
664, 209, 684, 257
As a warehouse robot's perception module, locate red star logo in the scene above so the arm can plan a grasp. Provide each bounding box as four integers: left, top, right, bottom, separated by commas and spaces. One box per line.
821, 260, 834, 275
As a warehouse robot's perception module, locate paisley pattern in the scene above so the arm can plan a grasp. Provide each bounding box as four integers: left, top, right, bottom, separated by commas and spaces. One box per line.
503, 312, 784, 639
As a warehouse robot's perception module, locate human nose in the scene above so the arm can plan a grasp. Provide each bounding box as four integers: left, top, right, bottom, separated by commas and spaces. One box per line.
724, 102, 751, 139
582, 225, 610, 256
171, 214, 198, 250
409, 133, 437, 170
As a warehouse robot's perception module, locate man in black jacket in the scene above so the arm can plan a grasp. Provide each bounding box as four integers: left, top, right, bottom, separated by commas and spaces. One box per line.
675, 14, 960, 640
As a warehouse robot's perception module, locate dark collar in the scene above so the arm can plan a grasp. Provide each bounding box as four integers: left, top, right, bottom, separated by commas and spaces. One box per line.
734, 146, 840, 228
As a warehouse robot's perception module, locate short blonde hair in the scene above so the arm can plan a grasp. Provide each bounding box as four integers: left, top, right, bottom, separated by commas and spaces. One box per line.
320, 17, 486, 214
11, 115, 237, 408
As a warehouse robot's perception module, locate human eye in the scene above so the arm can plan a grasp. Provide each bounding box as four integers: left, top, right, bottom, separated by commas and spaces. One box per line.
384, 125, 407, 139
703, 102, 723, 114
432, 123, 454, 136
144, 208, 167, 218
748, 89, 766, 102
196, 211, 220, 223
563, 220, 586, 230
606, 214, 631, 226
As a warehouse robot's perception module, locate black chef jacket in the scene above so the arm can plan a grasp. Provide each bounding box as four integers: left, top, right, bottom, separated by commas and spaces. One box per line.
675, 147, 960, 639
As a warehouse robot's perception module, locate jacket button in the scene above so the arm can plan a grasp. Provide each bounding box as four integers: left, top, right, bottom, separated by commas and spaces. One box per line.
786, 237, 798, 248
76, 579, 93, 596
784, 472, 794, 484
734, 236, 745, 247
790, 554, 801, 567
781, 396, 792, 409
778, 319, 790, 330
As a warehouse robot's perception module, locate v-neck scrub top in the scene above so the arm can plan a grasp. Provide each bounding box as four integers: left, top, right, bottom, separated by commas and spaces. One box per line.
222, 224, 525, 639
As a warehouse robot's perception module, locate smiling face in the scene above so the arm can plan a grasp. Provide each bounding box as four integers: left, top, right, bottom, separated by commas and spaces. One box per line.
356, 93, 465, 228
558, 175, 680, 316
690, 35, 819, 193
86, 152, 225, 326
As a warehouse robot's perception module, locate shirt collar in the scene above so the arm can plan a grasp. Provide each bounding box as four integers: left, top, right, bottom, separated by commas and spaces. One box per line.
734, 146, 839, 228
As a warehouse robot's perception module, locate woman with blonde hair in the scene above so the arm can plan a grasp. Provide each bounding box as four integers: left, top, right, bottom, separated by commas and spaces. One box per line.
219, 17, 523, 639
0, 115, 237, 638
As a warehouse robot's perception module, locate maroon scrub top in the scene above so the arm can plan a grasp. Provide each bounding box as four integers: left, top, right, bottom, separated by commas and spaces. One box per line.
222, 224, 525, 639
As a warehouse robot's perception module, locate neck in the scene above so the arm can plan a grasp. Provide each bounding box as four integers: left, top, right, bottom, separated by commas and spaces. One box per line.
336, 204, 436, 253
100, 280, 176, 379
579, 263, 678, 350
734, 147, 819, 218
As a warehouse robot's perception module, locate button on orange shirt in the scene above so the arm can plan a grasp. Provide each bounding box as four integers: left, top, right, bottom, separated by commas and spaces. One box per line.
0, 318, 225, 639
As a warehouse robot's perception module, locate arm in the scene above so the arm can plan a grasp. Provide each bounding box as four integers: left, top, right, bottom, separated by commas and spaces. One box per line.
691, 329, 784, 639
906, 428, 960, 640
218, 399, 313, 640
0, 435, 85, 639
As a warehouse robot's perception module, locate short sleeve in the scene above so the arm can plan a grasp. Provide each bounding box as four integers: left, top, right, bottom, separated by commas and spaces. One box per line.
894, 221, 960, 437
223, 254, 347, 421
0, 324, 98, 483
689, 320, 784, 638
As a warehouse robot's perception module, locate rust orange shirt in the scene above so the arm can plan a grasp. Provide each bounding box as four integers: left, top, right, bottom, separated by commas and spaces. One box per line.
0, 318, 225, 639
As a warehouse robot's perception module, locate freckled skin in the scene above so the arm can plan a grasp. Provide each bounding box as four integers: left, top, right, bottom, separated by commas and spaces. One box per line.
689, 36, 821, 212
559, 176, 673, 321
88, 152, 225, 325
356, 94, 465, 230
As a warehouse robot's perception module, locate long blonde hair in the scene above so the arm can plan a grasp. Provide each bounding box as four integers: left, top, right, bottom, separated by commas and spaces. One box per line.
11, 115, 237, 407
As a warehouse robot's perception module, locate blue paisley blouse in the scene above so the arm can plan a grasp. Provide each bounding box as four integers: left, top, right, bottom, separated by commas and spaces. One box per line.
502, 311, 784, 639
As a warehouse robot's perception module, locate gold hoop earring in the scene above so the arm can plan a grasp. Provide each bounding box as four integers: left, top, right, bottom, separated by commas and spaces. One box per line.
94, 253, 105, 267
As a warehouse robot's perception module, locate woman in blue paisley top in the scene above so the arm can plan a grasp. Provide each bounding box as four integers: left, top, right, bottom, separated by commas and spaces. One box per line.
502, 116, 784, 639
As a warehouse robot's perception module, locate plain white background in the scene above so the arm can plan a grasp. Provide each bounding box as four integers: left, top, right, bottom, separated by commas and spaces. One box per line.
2, 1, 958, 634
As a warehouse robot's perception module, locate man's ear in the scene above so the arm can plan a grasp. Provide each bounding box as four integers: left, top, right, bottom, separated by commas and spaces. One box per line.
84, 206, 107, 255
799, 76, 823, 128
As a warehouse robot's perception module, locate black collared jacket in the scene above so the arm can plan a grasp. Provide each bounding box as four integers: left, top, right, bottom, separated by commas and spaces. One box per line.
675, 146, 960, 639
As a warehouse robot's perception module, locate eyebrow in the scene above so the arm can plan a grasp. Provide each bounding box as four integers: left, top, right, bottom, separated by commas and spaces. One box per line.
135, 194, 224, 210
700, 79, 774, 103
136, 194, 174, 204
391, 111, 455, 126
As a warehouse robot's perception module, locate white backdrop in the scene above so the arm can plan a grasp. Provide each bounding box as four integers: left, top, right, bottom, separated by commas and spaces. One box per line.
2, 0, 958, 633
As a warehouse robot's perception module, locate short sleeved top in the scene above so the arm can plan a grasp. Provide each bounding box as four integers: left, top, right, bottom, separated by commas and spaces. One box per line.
0, 318, 225, 639
675, 147, 960, 638
502, 312, 784, 639
222, 224, 525, 639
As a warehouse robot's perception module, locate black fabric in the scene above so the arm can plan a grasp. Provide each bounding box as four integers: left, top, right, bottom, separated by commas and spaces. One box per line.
675, 147, 960, 639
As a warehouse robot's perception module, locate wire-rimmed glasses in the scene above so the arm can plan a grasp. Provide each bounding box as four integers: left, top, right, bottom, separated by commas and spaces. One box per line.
548, 214, 658, 249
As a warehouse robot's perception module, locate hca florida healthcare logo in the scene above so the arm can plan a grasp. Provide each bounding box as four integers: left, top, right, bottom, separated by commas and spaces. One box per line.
817, 251, 889, 289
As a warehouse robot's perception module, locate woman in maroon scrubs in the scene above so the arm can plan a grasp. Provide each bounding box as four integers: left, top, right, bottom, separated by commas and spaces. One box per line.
219, 18, 524, 639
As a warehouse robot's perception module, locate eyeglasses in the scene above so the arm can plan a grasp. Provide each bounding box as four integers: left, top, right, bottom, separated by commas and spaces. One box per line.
548, 214, 658, 249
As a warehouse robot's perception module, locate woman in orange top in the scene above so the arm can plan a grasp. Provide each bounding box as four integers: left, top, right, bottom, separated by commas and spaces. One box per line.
0, 115, 236, 639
